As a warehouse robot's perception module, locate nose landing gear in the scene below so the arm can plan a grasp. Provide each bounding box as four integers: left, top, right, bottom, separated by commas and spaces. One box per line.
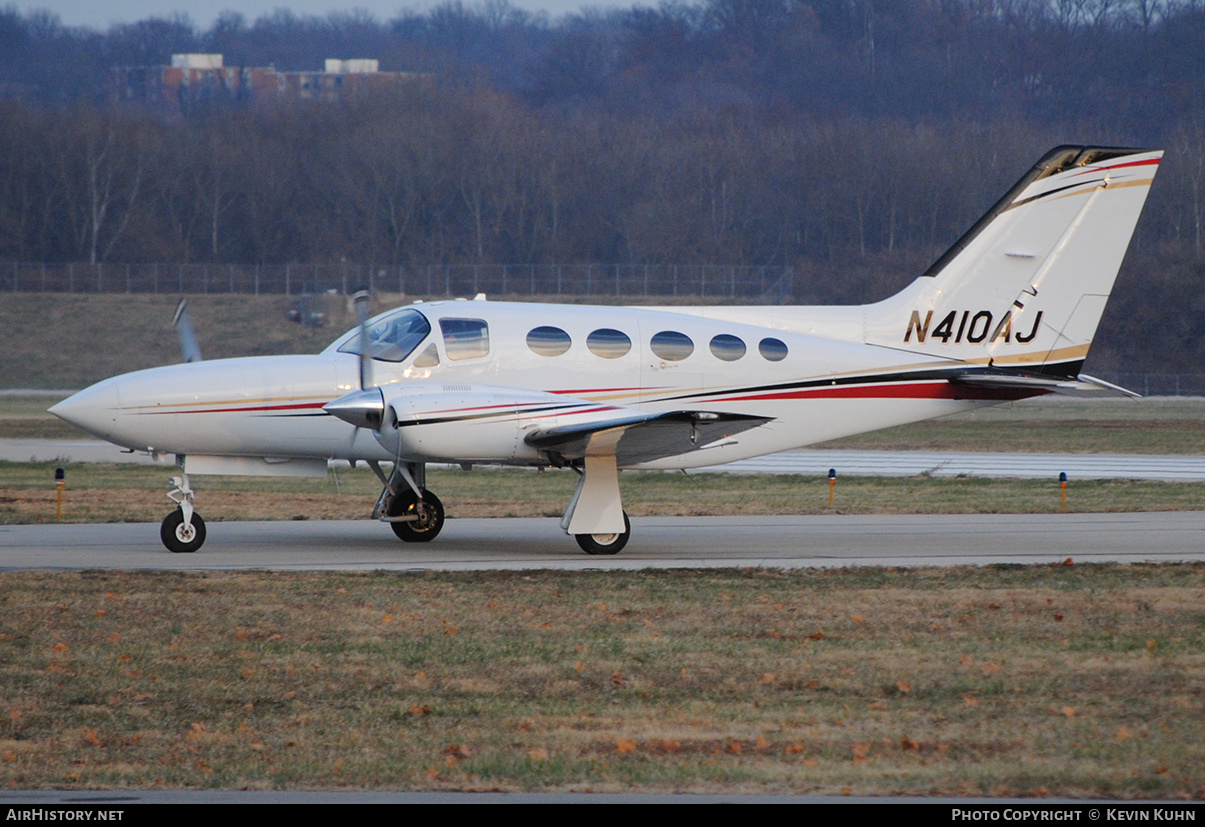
370, 460, 447, 543
386, 487, 445, 542
162, 471, 206, 553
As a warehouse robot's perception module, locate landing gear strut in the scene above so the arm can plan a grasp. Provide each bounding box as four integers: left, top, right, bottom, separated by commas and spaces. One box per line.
161, 469, 206, 553
562, 454, 630, 555
370, 460, 446, 543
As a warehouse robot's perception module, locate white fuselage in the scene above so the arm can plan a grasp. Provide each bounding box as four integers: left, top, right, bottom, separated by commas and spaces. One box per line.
52, 299, 1017, 471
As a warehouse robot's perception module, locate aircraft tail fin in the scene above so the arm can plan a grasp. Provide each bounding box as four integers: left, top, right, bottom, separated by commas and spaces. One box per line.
864, 146, 1162, 376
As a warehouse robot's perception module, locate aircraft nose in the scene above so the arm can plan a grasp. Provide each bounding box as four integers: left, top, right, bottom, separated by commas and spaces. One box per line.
49, 380, 120, 440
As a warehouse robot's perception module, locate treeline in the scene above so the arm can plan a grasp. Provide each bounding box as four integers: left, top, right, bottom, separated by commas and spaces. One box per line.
3, 87, 1204, 277
0, 95, 1040, 270
2, 0, 1205, 372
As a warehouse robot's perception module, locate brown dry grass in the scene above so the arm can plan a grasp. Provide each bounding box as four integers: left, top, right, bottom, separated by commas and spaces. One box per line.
1, 566, 1202, 795
819, 419, 1205, 455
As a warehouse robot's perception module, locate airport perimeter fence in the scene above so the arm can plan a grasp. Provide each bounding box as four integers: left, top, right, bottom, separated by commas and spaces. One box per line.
2, 261, 795, 301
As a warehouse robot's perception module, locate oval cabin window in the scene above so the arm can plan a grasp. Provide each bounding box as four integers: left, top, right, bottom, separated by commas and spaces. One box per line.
758, 337, 788, 362
650, 331, 694, 361
527, 326, 572, 357
709, 334, 746, 362
586, 328, 632, 359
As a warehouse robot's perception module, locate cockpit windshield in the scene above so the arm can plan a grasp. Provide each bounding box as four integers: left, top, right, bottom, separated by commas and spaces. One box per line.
337, 308, 431, 362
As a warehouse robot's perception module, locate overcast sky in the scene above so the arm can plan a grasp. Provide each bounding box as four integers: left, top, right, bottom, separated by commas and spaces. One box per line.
22, 0, 643, 29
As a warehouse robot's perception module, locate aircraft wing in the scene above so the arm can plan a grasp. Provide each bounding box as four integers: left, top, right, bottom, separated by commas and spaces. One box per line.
525, 410, 772, 466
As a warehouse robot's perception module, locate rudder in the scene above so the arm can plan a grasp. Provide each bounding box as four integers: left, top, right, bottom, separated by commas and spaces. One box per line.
865, 146, 1162, 377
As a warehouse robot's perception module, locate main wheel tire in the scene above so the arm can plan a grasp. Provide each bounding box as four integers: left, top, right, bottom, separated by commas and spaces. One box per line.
388, 489, 445, 543
575, 512, 631, 555
160, 508, 206, 553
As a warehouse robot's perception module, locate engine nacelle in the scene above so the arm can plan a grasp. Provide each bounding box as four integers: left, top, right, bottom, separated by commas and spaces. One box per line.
377, 383, 568, 463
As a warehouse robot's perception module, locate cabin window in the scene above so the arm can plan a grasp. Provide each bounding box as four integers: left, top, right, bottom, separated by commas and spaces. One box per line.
709, 334, 746, 362
527, 326, 572, 357
586, 328, 632, 359
650, 331, 694, 361
337, 308, 430, 363
759, 337, 788, 361
440, 318, 490, 360
412, 342, 440, 368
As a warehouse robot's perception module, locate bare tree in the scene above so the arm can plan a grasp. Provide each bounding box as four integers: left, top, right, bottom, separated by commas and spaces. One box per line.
53, 109, 147, 264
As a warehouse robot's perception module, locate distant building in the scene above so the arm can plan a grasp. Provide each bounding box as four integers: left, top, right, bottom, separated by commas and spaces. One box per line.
110, 54, 422, 112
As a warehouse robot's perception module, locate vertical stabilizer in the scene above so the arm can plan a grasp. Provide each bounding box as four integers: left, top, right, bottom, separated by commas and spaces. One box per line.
864, 146, 1162, 376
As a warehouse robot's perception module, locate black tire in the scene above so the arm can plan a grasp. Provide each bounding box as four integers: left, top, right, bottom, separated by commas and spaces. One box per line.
160, 508, 206, 553
574, 511, 630, 555
388, 489, 445, 543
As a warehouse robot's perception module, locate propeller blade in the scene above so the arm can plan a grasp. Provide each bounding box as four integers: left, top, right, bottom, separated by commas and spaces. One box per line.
172, 299, 203, 363
354, 289, 373, 389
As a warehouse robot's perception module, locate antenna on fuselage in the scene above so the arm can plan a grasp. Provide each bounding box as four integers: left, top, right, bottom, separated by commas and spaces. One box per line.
173, 299, 203, 363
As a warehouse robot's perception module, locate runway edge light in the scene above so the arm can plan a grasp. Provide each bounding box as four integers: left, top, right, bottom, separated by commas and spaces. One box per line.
54, 466, 64, 521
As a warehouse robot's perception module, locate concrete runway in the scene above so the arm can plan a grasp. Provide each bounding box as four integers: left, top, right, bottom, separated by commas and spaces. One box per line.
2, 512, 1203, 571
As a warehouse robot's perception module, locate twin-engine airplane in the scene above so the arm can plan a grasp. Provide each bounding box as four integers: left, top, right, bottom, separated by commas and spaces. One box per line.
51, 145, 1162, 554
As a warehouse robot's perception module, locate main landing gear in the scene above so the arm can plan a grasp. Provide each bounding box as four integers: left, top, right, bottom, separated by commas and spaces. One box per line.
574, 511, 631, 555
161, 471, 206, 553
562, 455, 631, 555
370, 460, 446, 543
371, 458, 629, 554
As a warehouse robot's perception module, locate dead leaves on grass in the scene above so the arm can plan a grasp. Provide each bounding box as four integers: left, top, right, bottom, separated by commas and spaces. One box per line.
608, 735, 825, 759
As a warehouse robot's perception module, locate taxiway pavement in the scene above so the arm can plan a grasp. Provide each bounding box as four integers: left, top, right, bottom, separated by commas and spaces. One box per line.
2, 512, 1202, 571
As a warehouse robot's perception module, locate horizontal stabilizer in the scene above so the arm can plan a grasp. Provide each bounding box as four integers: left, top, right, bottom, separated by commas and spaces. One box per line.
526, 410, 772, 466
952, 371, 1139, 398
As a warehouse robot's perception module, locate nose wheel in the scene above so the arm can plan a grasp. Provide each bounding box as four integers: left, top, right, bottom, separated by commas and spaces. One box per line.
162, 470, 206, 553
161, 508, 206, 553
387, 488, 445, 542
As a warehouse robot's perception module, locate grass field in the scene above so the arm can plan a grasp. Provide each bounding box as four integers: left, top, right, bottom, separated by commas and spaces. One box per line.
1, 565, 1202, 795
819, 397, 1205, 455
0, 294, 339, 390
